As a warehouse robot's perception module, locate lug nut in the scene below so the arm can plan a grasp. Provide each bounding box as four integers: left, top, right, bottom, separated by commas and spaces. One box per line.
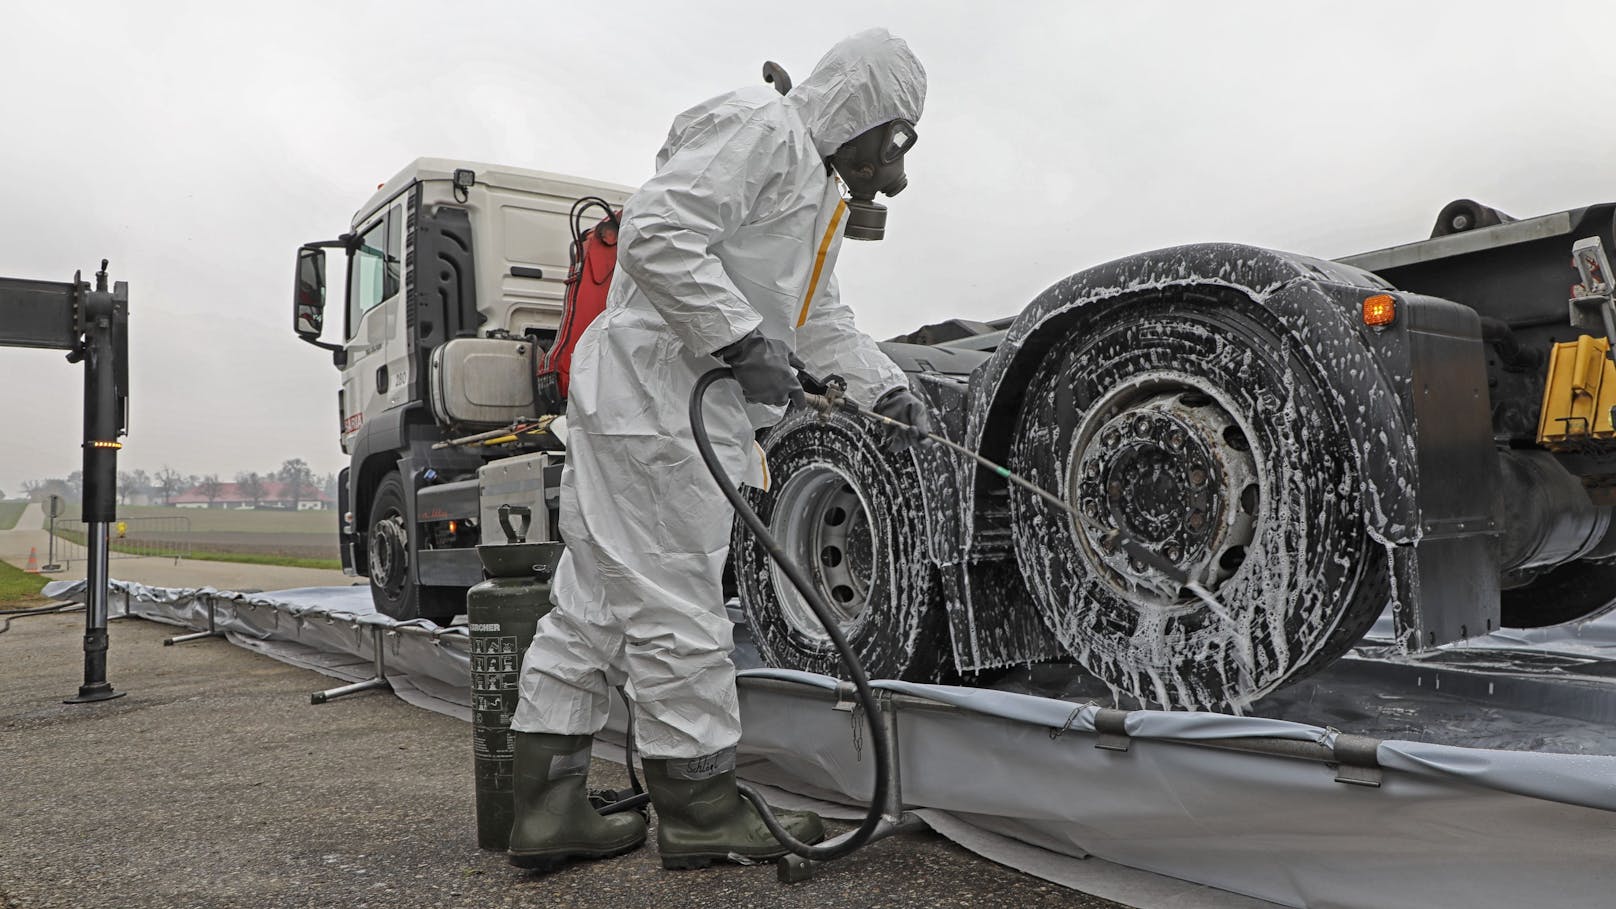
1188, 467, 1208, 488
1132, 416, 1152, 436
1169, 431, 1186, 450
1085, 461, 1099, 479
1104, 429, 1122, 448
1188, 510, 1206, 530
1129, 558, 1146, 572
1165, 544, 1182, 561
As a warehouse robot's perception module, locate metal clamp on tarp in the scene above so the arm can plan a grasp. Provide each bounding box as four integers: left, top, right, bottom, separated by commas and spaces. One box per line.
1092, 707, 1132, 752
1331, 733, 1383, 787
833, 680, 861, 712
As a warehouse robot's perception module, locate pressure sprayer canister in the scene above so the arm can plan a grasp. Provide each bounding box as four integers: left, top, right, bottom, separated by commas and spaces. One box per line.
468, 509, 563, 851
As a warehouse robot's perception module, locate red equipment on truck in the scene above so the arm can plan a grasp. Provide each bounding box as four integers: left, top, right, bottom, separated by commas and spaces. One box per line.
536, 197, 620, 413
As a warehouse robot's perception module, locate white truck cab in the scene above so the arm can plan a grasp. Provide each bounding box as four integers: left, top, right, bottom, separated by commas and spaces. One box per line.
293, 158, 632, 620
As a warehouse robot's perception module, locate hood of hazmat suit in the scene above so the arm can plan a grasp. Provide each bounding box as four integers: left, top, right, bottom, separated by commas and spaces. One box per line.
786, 29, 927, 156
511, 30, 927, 759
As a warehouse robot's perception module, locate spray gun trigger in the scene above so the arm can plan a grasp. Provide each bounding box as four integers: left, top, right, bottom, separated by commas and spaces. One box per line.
795, 367, 849, 420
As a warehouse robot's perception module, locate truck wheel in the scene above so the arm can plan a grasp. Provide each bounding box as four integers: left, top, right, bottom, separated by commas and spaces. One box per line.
733, 408, 948, 681
1009, 294, 1389, 710
366, 471, 461, 623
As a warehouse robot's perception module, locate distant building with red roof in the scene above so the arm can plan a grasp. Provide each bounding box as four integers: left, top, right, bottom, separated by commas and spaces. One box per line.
170, 480, 331, 511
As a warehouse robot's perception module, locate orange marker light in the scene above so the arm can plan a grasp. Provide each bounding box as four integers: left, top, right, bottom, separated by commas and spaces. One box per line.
448, 519, 458, 535
1363, 294, 1397, 328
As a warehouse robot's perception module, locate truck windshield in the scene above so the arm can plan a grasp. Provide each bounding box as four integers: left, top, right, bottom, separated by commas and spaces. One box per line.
348, 205, 401, 337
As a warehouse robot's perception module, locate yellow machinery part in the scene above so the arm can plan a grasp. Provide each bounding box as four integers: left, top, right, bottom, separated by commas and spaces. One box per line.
1537, 334, 1616, 448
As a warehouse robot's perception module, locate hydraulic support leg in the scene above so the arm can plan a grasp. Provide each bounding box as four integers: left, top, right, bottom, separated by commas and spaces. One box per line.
65, 522, 124, 704
1, 262, 128, 703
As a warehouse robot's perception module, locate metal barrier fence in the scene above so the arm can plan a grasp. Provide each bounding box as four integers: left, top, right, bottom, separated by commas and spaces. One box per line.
44, 516, 192, 568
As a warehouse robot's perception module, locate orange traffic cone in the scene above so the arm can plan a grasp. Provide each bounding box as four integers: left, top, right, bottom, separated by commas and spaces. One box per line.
24, 547, 40, 573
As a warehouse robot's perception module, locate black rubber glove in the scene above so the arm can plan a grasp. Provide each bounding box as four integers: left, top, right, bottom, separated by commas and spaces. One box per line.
715, 328, 804, 408
872, 387, 931, 453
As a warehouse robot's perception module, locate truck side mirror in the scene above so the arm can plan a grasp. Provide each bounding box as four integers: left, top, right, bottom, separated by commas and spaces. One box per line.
295, 246, 327, 339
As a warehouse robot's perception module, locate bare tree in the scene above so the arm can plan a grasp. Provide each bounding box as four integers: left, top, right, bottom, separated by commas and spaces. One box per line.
128, 468, 150, 502
236, 471, 266, 509
65, 470, 84, 501
116, 471, 138, 505
29, 478, 71, 502
154, 466, 186, 505
199, 474, 224, 508
278, 459, 314, 511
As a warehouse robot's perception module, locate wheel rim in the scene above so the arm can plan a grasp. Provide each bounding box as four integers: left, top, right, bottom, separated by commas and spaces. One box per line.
769, 464, 875, 647
1067, 372, 1261, 607
1010, 302, 1386, 710
370, 509, 410, 598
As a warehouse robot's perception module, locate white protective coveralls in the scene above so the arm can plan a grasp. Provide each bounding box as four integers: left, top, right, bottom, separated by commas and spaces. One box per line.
510, 29, 926, 759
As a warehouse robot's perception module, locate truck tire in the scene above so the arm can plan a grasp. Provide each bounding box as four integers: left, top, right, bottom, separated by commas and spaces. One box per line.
367, 471, 461, 623
1008, 294, 1389, 710
733, 408, 948, 681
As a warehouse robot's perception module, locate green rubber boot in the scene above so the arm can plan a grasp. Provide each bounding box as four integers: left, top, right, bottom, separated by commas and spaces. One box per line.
507, 733, 647, 871
642, 749, 826, 870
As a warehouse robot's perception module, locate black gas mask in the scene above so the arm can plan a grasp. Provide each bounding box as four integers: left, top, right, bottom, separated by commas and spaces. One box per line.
827, 118, 918, 241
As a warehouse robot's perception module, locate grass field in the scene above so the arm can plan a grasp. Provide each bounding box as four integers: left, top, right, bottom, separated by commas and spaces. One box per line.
117, 505, 337, 534
49, 505, 342, 567
0, 500, 27, 531
0, 558, 47, 607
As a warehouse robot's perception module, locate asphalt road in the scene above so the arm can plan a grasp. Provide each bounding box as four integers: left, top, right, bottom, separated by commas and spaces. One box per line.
0, 611, 1124, 909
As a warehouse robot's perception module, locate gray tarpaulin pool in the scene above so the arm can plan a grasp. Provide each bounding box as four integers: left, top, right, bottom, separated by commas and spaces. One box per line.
45, 579, 1616, 909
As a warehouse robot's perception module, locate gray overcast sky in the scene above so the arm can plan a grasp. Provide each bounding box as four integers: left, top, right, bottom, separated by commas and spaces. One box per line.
3, 0, 1614, 495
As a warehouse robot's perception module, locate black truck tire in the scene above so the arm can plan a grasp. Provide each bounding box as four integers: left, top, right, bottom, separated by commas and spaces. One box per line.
1008, 294, 1389, 710
366, 471, 461, 624
733, 408, 949, 681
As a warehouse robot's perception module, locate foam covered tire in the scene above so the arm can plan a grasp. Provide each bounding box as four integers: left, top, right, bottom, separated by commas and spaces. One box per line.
733, 408, 948, 681
1008, 293, 1389, 709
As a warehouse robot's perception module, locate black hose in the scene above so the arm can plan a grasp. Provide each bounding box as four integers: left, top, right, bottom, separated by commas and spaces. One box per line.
598, 791, 651, 816
689, 368, 891, 861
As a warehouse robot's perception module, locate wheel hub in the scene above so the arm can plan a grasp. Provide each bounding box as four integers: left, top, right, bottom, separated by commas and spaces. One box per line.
769, 465, 875, 647
1070, 379, 1260, 603
370, 512, 410, 595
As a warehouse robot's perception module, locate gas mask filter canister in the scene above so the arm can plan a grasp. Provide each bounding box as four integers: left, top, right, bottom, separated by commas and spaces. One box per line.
828, 119, 918, 241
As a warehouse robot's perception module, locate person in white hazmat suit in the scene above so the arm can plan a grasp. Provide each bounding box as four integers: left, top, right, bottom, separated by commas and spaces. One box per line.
504, 28, 931, 872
